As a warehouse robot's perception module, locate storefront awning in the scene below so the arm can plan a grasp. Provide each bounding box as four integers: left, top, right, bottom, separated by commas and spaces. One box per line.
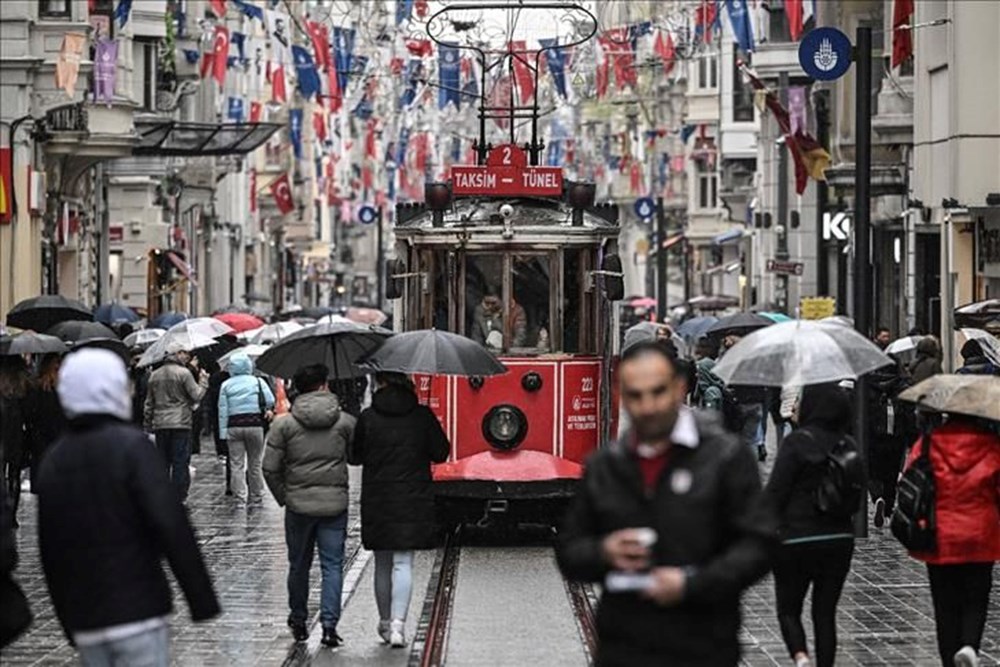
133, 120, 282, 157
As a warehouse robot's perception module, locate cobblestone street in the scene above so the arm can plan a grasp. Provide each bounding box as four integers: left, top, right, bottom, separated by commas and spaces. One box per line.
3, 441, 999, 666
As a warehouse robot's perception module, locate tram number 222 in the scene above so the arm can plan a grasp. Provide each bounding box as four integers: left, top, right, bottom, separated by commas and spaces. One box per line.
581, 377, 594, 393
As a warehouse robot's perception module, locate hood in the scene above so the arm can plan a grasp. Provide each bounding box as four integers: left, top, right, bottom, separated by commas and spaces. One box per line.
227, 352, 253, 376
372, 384, 419, 416
290, 391, 341, 429
622, 322, 661, 351
797, 382, 851, 432
58, 348, 131, 422
915, 337, 939, 358
933, 419, 1000, 474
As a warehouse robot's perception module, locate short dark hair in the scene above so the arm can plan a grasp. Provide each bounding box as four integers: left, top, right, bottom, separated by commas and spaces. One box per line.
293, 364, 329, 393
876, 325, 891, 335
375, 371, 414, 392
620, 340, 678, 370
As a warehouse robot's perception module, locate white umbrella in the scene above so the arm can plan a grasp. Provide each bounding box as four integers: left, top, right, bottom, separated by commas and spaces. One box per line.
219, 344, 270, 369
123, 328, 166, 349
713, 320, 893, 387
167, 316, 235, 339
138, 329, 218, 367
960, 328, 1000, 366
885, 334, 924, 360
247, 321, 304, 344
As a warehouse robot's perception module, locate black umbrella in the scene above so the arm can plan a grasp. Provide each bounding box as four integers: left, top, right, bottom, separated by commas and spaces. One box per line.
93, 303, 140, 325
705, 312, 774, 338
0, 331, 69, 356
361, 329, 508, 377
686, 294, 740, 311
48, 320, 118, 342
71, 337, 130, 363
6, 295, 93, 332
256, 321, 392, 379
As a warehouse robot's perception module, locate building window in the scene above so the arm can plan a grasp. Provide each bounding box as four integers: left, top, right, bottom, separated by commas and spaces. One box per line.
136, 40, 159, 111
39, 0, 70, 17
732, 50, 754, 122
696, 162, 718, 210
767, 0, 792, 42
697, 53, 718, 90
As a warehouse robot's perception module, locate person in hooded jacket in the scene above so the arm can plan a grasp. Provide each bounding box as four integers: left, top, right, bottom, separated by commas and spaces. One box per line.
763, 383, 856, 667
956, 339, 1000, 375
263, 364, 355, 648
218, 353, 275, 506
902, 414, 1000, 667
907, 337, 943, 384
348, 371, 449, 648
36, 348, 219, 666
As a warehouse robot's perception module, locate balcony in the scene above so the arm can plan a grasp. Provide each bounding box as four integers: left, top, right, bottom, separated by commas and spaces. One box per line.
752, 41, 806, 80
40, 101, 137, 159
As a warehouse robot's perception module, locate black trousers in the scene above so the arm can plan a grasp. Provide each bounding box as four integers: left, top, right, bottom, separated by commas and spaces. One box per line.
867, 434, 906, 512
773, 539, 854, 667
927, 562, 993, 666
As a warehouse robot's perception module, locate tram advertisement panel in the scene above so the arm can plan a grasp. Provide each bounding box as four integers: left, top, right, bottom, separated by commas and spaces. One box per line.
560, 360, 601, 464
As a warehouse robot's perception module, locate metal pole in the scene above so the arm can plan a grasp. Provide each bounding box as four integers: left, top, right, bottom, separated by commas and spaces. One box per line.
815, 89, 831, 295
656, 196, 667, 323
852, 26, 873, 538
376, 206, 384, 309
96, 164, 109, 305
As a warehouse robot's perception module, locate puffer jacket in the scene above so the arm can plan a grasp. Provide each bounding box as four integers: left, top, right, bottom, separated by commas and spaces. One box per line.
217, 354, 275, 439
143, 359, 207, 431
904, 419, 1000, 565
262, 391, 355, 517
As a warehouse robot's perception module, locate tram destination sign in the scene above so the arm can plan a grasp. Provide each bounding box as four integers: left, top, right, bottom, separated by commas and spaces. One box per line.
451, 143, 563, 197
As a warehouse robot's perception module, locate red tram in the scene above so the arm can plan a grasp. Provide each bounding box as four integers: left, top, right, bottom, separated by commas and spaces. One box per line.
386, 142, 622, 525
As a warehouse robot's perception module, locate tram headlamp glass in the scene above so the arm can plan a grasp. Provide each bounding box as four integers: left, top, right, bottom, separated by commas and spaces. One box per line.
482, 405, 528, 450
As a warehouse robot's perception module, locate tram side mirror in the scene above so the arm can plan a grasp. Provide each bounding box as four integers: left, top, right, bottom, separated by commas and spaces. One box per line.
385, 258, 406, 300
601, 254, 625, 301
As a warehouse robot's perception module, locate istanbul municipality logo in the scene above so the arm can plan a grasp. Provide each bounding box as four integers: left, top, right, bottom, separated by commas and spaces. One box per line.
814, 38, 838, 72
799, 27, 852, 82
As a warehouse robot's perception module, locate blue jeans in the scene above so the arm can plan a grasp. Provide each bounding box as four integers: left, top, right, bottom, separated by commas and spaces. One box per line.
374, 550, 415, 621
739, 403, 764, 449
77, 625, 169, 667
155, 429, 191, 499
285, 509, 347, 630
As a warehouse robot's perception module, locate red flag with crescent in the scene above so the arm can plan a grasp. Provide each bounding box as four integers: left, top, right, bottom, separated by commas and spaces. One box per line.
305, 20, 331, 70
250, 101, 262, 122
313, 112, 327, 143
326, 64, 341, 112
210, 0, 226, 17
269, 173, 295, 214
212, 25, 229, 86
271, 64, 287, 103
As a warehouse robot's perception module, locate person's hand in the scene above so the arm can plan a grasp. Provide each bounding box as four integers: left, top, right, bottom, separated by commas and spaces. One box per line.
199, 369, 209, 383
642, 567, 686, 606
601, 529, 652, 572
265, 409, 275, 422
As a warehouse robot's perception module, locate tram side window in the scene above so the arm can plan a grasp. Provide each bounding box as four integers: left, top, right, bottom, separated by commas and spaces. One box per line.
466, 254, 504, 348
511, 254, 550, 352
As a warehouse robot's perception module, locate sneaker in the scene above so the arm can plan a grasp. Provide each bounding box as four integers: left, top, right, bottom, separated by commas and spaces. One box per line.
873, 497, 886, 528
288, 620, 308, 642
795, 656, 812, 667
757, 444, 768, 462
389, 619, 406, 648
321, 628, 343, 648
377, 620, 392, 644
954, 646, 979, 667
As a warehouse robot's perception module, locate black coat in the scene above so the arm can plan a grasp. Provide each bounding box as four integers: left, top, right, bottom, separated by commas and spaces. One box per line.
557, 411, 776, 667
36, 415, 220, 639
348, 386, 449, 550
23, 386, 66, 488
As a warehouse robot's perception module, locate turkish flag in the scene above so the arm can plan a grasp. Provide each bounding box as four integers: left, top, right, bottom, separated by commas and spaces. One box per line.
654, 30, 676, 75
892, 0, 914, 68
269, 173, 295, 214
364, 119, 378, 159
250, 100, 262, 122
508, 41, 534, 103
305, 21, 331, 70
271, 64, 287, 103
211, 26, 229, 86
326, 64, 341, 112
313, 112, 327, 143
209, 0, 226, 17
785, 0, 804, 42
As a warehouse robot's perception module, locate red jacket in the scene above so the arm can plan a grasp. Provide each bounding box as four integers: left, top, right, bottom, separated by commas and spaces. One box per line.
905, 420, 1000, 564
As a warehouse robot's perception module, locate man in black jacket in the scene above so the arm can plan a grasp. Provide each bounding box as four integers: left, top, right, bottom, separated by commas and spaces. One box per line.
558, 341, 776, 667
36, 348, 220, 666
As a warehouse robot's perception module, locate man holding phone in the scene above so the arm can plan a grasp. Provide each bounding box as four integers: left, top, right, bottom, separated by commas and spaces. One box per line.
557, 341, 776, 666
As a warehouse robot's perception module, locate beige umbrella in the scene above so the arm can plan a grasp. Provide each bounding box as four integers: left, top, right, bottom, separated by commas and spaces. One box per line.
898, 375, 1000, 422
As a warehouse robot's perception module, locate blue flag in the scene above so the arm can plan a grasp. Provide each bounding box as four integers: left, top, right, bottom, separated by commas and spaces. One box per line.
628, 21, 653, 51
450, 137, 462, 162
232, 0, 264, 21
539, 39, 567, 99
333, 27, 356, 92
231, 31, 246, 61
680, 124, 697, 144
114, 0, 133, 27
438, 42, 460, 109
396, 127, 411, 164
182, 49, 200, 64
289, 109, 303, 159
725, 0, 755, 54
353, 96, 373, 120
315, 157, 323, 181
658, 152, 669, 188
400, 59, 422, 108
396, 0, 414, 25
292, 45, 320, 99
462, 56, 479, 102
227, 97, 244, 122
352, 55, 369, 77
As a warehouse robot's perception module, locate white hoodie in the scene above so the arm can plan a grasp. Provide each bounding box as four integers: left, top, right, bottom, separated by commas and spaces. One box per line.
57, 348, 131, 422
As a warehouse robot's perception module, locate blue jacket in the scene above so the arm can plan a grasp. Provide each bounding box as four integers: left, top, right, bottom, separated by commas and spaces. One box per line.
218, 354, 275, 439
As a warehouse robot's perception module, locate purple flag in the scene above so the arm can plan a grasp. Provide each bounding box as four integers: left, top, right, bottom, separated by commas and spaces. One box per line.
788, 86, 807, 134
94, 39, 118, 104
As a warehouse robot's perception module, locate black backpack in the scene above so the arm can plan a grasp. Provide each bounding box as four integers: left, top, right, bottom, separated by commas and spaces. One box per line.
815, 433, 865, 517
891, 433, 937, 552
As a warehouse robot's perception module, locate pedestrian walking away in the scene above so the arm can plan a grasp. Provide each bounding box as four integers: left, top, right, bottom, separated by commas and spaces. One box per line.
899, 414, 1000, 667
907, 337, 943, 384
143, 345, 209, 500
35, 348, 219, 666
764, 383, 859, 667
557, 341, 776, 667
218, 352, 275, 506
865, 358, 910, 528
0, 356, 30, 525
263, 364, 355, 648
348, 371, 450, 649
23, 354, 66, 495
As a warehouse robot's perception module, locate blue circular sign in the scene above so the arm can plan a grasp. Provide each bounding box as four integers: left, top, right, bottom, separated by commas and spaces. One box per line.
357, 205, 378, 225
634, 197, 656, 220
799, 27, 852, 81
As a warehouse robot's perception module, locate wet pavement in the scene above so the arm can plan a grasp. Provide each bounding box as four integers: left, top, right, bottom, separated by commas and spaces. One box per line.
3, 434, 999, 666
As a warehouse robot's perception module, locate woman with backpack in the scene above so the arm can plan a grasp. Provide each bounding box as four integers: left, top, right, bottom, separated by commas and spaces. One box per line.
899, 414, 1000, 667
763, 383, 859, 667
217, 353, 275, 506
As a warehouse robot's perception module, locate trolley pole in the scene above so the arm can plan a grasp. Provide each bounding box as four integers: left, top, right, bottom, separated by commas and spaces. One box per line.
656, 196, 667, 323
814, 89, 831, 296
376, 206, 384, 310
852, 26, 873, 539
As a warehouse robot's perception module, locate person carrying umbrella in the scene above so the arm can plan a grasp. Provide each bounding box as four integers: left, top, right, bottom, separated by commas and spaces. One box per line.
956, 339, 1000, 375
217, 353, 275, 507
23, 354, 67, 497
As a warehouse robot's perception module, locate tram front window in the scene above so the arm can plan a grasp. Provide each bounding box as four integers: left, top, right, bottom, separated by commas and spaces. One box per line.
464, 253, 551, 354
465, 254, 504, 349
511, 254, 550, 352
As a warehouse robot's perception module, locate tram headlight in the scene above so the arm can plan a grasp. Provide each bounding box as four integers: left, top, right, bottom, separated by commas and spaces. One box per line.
482, 405, 528, 451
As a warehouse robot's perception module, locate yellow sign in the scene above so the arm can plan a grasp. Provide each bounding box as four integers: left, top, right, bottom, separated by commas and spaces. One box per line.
800, 297, 836, 320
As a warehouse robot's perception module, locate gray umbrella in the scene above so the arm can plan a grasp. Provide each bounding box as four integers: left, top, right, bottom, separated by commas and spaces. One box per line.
48, 320, 118, 342
713, 320, 893, 387
898, 375, 1000, 421
255, 320, 392, 379
0, 331, 68, 356
360, 329, 507, 377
